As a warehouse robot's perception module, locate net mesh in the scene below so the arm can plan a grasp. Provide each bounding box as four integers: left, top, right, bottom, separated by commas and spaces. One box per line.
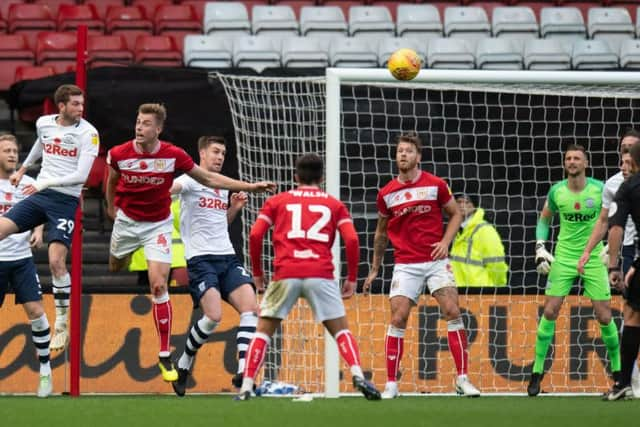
216, 72, 640, 394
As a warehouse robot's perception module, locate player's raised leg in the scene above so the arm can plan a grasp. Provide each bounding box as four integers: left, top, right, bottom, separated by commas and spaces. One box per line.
173, 287, 220, 396
227, 283, 258, 389
48, 242, 71, 352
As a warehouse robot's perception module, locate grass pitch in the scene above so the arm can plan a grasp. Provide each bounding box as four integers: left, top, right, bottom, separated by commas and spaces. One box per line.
0, 395, 636, 427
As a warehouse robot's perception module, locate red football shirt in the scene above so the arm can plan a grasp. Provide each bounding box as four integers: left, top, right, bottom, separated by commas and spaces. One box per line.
256, 186, 352, 280
107, 140, 195, 222
377, 170, 453, 263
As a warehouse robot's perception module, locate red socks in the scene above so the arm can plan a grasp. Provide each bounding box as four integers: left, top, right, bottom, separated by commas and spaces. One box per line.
152, 294, 172, 355
385, 326, 405, 382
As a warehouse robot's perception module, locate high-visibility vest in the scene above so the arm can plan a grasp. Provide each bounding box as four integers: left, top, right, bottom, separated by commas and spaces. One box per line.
450, 208, 508, 287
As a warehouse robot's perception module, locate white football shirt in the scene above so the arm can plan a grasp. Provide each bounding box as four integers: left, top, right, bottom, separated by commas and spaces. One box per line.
35, 114, 100, 197
0, 176, 36, 261
603, 171, 636, 246
175, 174, 235, 259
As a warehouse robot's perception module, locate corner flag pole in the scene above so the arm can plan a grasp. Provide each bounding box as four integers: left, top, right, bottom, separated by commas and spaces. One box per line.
70, 24, 88, 397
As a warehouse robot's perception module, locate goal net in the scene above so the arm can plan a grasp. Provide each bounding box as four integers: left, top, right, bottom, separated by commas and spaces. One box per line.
216, 69, 640, 395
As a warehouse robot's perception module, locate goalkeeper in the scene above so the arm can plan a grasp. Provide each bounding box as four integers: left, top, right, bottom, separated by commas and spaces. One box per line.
527, 144, 620, 397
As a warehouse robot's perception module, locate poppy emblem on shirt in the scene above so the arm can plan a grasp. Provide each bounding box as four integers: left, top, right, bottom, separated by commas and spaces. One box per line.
586, 198, 594, 208
140, 161, 148, 170
4, 192, 11, 201
574, 202, 581, 210
53, 138, 62, 144
405, 192, 413, 200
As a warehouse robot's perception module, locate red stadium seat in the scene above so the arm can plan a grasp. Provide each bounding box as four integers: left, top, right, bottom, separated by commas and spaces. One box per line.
0, 1, 24, 20
134, 34, 182, 67
181, 1, 208, 23
0, 34, 34, 90
35, 31, 76, 74
271, 0, 316, 19
57, 4, 105, 34
87, 34, 133, 68
153, 4, 202, 52
8, 3, 56, 49
130, 0, 173, 20
106, 5, 153, 51
32, 0, 76, 12
13, 65, 54, 122
84, 0, 125, 21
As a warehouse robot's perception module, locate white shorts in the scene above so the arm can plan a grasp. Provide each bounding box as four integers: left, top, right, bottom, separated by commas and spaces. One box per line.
260, 278, 346, 322
389, 260, 456, 303
110, 210, 173, 264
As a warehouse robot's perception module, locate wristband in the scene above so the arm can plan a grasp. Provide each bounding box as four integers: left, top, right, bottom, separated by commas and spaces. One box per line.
608, 266, 621, 274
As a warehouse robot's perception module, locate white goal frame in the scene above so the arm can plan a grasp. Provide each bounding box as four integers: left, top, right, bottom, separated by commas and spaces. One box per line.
323, 68, 640, 397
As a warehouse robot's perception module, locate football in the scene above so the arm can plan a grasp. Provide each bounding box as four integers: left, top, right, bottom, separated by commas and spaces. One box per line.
387, 48, 422, 81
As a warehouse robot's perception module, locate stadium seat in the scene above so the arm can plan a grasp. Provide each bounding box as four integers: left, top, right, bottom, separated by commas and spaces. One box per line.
588, 7, 635, 53
13, 65, 54, 122
492, 7, 539, 40
84, 0, 124, 21
87, 34, 133, 69
619, 39, 640, 69
130, 0, 172, 21
540, 7, 586, 48
366, 1, 402, 21
509, 2, 550, 21
252, 5, 299, 36
134, 34, 182, 67
183, 35, 233, 68
329, 37, 378, 68
475, 38, 523, 69
32, 0, 75, 12
348, 6, 394, 38
299, 6, 347, 38
396, 4, 443, 39
523, 38, 571, 70
281, 36, 329, 68
232, 36, 281, 72
35, 31, 76, 74
8, 3, 56, 49
571, 39, 619, 69
0, 1, 24, 20
557, 1, 601, 22
204, 2, 251, 37
0, 34, 34, 91
154, 4, 203, 52
466, 1, 509, 21
106, 5, 154, 51
322, 1, 364, 22
57, 4, 105, 34
444, 7, 491, 45
427, 37, 475, 69
181, 0, 208, 23
0, 11, 6, 33
377, 37, 426, 67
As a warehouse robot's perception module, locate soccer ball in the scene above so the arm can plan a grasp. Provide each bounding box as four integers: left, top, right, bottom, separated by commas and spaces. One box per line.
387, 48, 422, 81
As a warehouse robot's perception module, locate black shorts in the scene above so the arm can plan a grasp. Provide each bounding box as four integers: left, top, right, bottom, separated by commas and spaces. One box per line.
0, 257, 42, 307
187, 254, 254, 308
627, 268, 640, 311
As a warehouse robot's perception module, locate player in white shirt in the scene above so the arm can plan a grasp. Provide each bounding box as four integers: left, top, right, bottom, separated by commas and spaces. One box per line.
0, 85, 99, 353
169, 136, 258, 396
0, 134, 51, 397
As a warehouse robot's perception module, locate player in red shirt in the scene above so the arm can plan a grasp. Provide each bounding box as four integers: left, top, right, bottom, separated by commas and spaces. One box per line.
105, 103, 275, 383
236, 153, 380, 401
363, 133, 480, 398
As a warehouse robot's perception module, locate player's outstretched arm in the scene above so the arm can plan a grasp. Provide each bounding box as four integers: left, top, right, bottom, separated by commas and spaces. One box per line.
10, 141, 43, 186
535, 202, 555, 275
187, 165, 276, 193
24, 151, 97, 195
578, 208, 609, 273
338, 221, 360, 298
105, 166, 121, 220
227, 192, 248, 224
249, 217, 270, 292
363, 214, 388, 293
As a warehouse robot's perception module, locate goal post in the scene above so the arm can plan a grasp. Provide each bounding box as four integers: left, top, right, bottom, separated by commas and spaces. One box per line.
217, 69, 640, 396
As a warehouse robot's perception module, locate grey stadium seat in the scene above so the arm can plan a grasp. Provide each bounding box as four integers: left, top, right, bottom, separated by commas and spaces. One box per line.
427, 38, 475, 69
619, 39, 640, 69
523, 38, 571, 70
329, 37, 378, 68
299, 6, 347, 38
348, 6, 395, 38
233, 36, 281, 72
540, 7, 586, 47
588, 7, 634, 53
571, 39, 618, 70
183, 35, 232, 68
475, 38, 523, 70
252, 5, 299, 37
377, 37, 426, 67
281, 37, 329, 68
396, 4, 442, 39
492, 7, 538, 40
203, 2, 251, 36
444, 7, 490, 42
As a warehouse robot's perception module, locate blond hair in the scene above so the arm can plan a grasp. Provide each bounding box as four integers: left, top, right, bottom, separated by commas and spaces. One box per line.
138, 103, 167, 125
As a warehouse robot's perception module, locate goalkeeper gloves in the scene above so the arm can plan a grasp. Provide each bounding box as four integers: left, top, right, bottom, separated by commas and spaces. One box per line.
599, 243, 609, 266
535, 240, 554, 275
